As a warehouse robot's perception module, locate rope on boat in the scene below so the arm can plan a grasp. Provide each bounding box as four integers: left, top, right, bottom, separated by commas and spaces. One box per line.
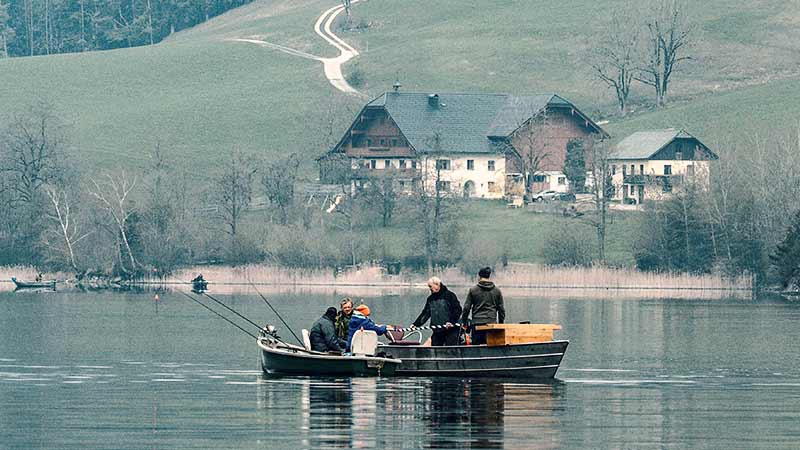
393, 323, 463, 332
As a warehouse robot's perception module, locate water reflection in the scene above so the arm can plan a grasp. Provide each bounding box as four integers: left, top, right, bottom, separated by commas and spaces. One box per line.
271, 377, 562, 449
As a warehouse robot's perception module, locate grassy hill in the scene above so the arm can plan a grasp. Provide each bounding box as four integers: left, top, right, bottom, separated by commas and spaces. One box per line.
1, 0, 799, 175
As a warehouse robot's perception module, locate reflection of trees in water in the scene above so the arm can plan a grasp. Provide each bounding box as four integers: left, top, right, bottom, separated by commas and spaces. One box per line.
266, 378, 562, 449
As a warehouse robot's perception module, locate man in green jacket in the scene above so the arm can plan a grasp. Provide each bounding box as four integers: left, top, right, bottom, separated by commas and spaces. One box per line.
460, 267, 505, 345
335, 297, 354, 341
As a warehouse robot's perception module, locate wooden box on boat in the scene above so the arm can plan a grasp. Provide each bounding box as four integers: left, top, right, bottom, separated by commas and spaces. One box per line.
476, 323, 562, 346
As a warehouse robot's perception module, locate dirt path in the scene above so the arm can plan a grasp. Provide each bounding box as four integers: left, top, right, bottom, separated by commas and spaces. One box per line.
230, 1, 365, 97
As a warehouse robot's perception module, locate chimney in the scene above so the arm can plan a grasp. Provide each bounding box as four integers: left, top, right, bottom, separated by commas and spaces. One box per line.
392, 80, 402, 92
427, 94, 439, 108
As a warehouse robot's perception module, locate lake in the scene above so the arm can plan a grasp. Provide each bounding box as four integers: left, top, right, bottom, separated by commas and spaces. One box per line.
1, 288, 798, 449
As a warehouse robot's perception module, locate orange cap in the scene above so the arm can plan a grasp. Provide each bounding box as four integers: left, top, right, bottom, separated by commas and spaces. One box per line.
355, 304, 370, 316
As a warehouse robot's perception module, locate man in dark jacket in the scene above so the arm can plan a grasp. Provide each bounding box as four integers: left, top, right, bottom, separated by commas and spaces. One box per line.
460, 267, 505, 345
310, 307, 346, 353
413, 276, 463, 346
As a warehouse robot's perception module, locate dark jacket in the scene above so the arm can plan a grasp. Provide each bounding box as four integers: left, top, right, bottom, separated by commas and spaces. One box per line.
346, 312, 388, 351
413, 284, 462, 331
335, 311, 352, 340
310, 314, 345, 352
460, 280, 505, 325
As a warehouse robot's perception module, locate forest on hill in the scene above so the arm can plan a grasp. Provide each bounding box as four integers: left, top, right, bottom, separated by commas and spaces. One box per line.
0, 0, 253, 57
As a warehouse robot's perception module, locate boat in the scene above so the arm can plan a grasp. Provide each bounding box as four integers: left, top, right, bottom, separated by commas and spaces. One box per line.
381, 324, 568, 378
258, 328, 401, 377
11, 277, 56, 290
191, 280, 208, 292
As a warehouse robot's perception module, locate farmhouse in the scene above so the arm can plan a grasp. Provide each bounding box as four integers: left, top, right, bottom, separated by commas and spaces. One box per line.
609, 129, 718, 204
318, 91, 607, 198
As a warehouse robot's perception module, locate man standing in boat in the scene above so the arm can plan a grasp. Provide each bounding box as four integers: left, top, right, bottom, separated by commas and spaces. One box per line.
412, 276, 462, 346
309, 307, 346, 353
460, 267, 505, 345
335, 298, 354, 341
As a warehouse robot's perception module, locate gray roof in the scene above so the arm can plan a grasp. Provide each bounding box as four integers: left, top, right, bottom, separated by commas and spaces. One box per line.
612, 129, 696, 159
362, 92, 602, 154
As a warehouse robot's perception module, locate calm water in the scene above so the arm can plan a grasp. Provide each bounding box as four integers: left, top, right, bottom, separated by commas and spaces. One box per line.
1, 288, 799, 449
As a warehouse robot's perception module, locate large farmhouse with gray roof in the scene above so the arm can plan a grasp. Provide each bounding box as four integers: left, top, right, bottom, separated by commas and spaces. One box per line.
318, 91, 607, 199
609, 129, 718, 204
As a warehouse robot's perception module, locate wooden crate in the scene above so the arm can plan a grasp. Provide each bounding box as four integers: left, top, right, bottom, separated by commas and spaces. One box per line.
475, 323, 562, 346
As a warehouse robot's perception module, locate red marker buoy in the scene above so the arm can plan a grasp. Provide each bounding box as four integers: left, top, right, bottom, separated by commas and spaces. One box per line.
154, 294, 159, 301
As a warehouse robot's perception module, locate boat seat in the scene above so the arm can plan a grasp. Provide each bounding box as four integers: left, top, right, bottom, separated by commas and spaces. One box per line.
351, 330, 378, 356
301, 329, 311, 351
385, 329, 423, 345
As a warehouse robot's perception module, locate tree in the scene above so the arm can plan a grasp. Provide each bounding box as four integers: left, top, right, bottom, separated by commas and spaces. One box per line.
635, 0, 694, 107
362, 170, 397, 227
498, 107, 552, 199
563, 139, 586, 193
213, 149, 257, 265
412, 155, 460, 272
42, 185, 90, 271
261, 153, 300, 225
770, 209, 800, 290
588, 10, 639, 114
0, 102, 67, 205
583, 138, 615, 262
89, 171, 139, 275
0, 1, 15, 58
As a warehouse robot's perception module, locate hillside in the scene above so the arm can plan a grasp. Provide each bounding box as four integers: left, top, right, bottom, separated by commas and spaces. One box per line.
0, 0, 799, 174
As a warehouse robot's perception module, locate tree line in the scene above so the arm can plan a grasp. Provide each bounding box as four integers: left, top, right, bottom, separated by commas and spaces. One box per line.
0, 0, 252, 58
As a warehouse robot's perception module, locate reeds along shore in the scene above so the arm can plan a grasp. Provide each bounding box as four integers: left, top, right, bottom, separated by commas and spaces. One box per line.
0, 263, 754, 299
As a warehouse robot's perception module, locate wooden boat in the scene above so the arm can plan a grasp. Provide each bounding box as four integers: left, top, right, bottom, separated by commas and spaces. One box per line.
11, 277, 56, 290
258, 333, 401, 377
382, 324, 568, 378
191, 280, 208, 292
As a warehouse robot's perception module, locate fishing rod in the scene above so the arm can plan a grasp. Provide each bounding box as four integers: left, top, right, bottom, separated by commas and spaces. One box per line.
199, 291, 263, 331
247, 279, 303, 346
178, 291, 258, 340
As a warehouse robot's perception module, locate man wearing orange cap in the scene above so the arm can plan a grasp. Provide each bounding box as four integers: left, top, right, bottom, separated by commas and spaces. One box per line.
346, 304, 392, 352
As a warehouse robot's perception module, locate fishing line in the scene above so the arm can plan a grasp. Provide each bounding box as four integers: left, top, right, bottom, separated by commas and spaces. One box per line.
247, 279, 303, 346
177, 291, 257, 339
200, 291, 263, 331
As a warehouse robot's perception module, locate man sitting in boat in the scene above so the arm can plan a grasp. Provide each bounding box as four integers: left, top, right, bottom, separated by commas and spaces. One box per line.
346, 304, 392, 352
411, 276, 462, 346
310, 307, 346, 353
335, 297, 354, 341
460, 267, 505, 345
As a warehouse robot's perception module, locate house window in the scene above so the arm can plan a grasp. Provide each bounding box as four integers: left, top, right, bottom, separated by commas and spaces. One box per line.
612, 165, 616, 175
558, 177, 566, 185
437, 180, 451, 191
353, 136, 364, 147
399, 160, 406, 169
639, 164, 644, 174
488, 160, 496, 171
391, 138, 398, 147
629, 185, 635, 196
380, 139, 386, 146
370, 160, 377, 169
664, 165, 672, 175
487, 181, 496, 191
686, 165, 694, 176
676, 151, 683, 161
630, 164, 635, 175
362, 159, 369, 168
622, 165, 627, 176
411, 160, 417, 169
436, 159, 451, 170
384, 160, 391, 169
533, 175, 547, 183
399, 181, 406, 189
467, 160, 474, 170
367, 138, 374, 147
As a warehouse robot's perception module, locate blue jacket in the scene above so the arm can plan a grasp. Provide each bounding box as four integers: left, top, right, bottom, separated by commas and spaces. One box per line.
346, 312, 387, 351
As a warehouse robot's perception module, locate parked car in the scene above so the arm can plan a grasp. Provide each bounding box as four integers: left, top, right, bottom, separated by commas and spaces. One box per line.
556, 192, 576, 202
532, 190, 558, 202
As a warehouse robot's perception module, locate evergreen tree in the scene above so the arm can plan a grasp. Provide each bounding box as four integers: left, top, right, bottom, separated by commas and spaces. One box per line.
770, 209, 800, 289
563, 139, 586, 193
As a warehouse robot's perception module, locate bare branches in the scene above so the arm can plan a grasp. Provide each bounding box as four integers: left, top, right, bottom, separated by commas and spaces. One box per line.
261, 153, 301, 225
43, 186, 91, 272
89, 171, 138, 274
634, 0, 694, 107
589, 11, 640, 114
214, 149, 257, 238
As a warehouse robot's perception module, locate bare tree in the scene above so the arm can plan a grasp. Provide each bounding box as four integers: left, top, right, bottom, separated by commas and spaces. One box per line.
412, 155, 459, 272
43, 186, 91, 272
635, 0, 694, 107
214, 149, 256, 238
0, 103, 67, 205
89, 171, 138, 274
583, 138, 615, 262
362, 170, 397, 227
589, 11, 640, 114
261, 153, 301, 225
499, 109, 552, 199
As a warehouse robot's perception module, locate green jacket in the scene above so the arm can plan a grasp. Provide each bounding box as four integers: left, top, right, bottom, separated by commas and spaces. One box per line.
335, 311, 352, 340
460, 280, 505, 325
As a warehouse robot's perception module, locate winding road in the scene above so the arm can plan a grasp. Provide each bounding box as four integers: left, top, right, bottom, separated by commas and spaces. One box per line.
231, 1, 364, 96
